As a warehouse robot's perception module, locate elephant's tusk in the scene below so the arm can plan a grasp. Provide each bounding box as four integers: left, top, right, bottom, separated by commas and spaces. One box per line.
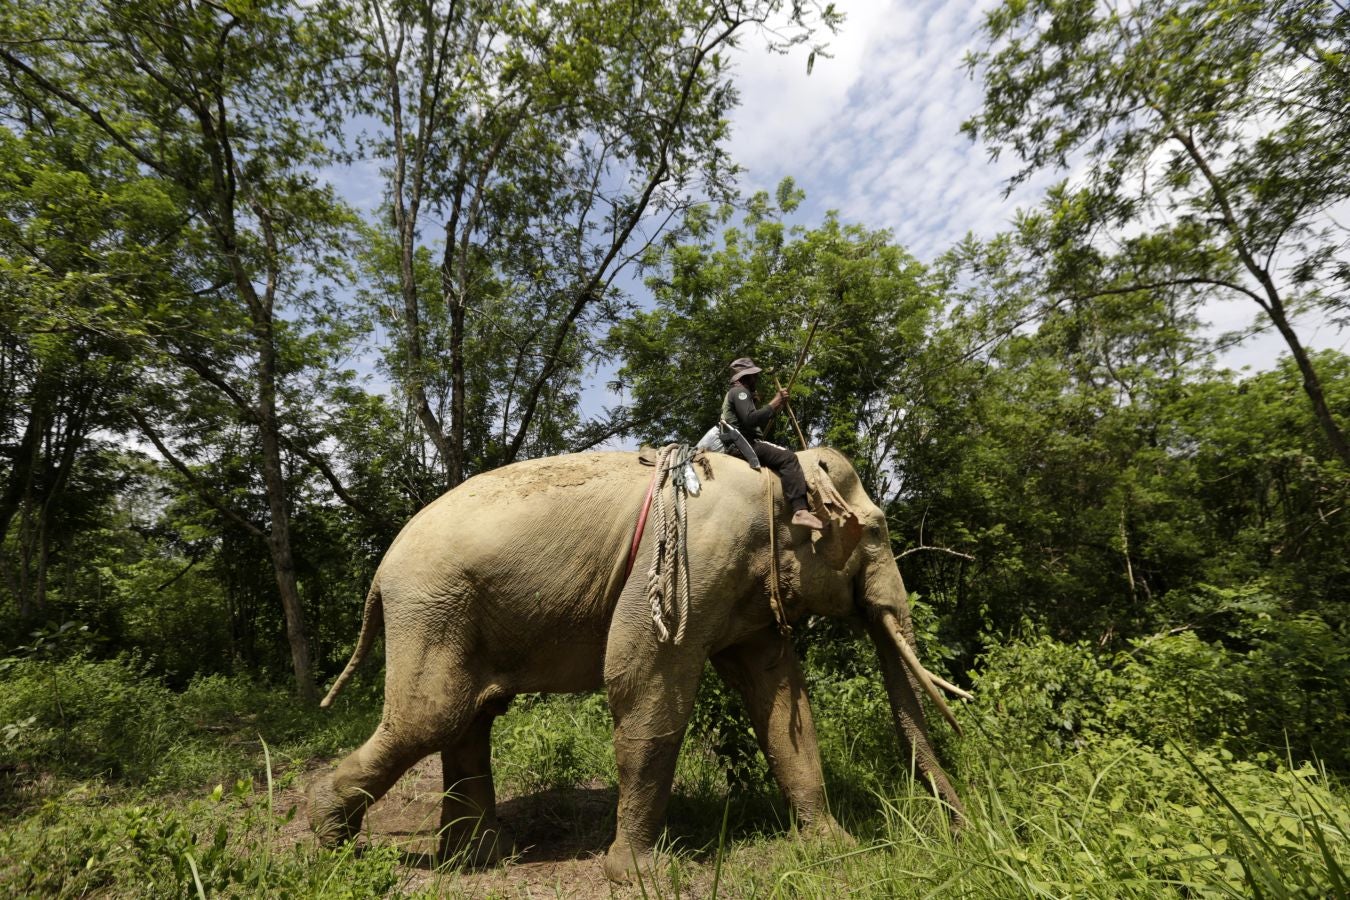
881, 611, 963, 737
928, 672, 974, 702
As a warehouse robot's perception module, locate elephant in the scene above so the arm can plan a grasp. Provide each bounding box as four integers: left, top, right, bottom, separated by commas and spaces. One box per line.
308, 446, 965, 882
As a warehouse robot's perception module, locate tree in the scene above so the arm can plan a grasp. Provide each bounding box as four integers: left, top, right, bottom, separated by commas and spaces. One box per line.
353, 0, 840, 486
0, 0, 358, 700
898, 237, 1215, 650
888, 229, 1349, 666
964, 0, 1350, 467
607, 184, 941, 498
0, 110, 177, 622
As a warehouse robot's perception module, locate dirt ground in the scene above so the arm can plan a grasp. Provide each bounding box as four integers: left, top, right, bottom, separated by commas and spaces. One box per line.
283, 758, 728, 898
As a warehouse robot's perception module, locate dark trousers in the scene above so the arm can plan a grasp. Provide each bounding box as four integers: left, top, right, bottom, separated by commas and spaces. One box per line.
731, 440, 809, 512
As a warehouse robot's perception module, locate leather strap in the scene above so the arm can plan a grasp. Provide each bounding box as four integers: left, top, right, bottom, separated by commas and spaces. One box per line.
625, 462, 662, 582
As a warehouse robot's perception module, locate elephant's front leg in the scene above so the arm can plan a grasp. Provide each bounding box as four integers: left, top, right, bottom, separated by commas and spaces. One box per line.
712, 628, 851, 842
602, 630, 705, 883
439, 705, 514, 867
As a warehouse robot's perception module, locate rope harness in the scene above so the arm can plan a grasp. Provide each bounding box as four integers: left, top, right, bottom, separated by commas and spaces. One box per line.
643, 444, 696, 644
627, 444, 791, 643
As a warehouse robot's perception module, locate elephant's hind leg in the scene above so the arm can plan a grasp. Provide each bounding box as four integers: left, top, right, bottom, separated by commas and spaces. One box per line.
309, 718, 439, 846
310, 658, 479, 847
438, 702, 515, 867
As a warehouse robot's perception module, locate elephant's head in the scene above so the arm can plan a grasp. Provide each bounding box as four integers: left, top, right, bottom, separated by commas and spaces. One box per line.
796, 447, 966, 821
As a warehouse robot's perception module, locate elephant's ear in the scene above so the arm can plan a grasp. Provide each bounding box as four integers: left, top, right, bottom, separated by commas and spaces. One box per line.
806, 460, 863, 570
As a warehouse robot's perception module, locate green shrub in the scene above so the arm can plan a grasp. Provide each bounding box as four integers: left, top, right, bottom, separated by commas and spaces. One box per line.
969, 636, 1115, 752
687, 662, 767, 793
0, 654, 386, 795
1107, 630, 1249, 747
0, 655, 183, 782
0, 775, 404, 898
1238, 611, 1350, 770
968, 613, 1349, 773
492, 693, 614, 795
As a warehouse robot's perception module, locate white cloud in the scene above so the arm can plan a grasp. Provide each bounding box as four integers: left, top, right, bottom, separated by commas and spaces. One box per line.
725, 0, 1054, 262
724, 3, 892, 175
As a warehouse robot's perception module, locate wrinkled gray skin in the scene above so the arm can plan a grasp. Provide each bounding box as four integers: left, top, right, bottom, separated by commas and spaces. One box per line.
309, 448, 963, 882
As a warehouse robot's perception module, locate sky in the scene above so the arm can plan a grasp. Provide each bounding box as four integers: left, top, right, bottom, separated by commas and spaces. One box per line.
334, 0, 1347, 419
715, 0, 1347, 373
725, 0, 1036, 263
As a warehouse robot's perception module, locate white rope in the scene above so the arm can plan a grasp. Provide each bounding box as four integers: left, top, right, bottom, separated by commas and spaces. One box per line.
645, 444, 693, 644
645, 447, 672, 642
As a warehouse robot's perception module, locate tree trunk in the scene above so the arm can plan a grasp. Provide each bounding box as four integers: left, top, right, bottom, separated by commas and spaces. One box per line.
448, 295, 466, 487
401, 234, 452, 477
256, 316, 318, 704
0, 387, 48, 546
1265, 297, 1350, 468
1, 404, 43, 619
33, 515, 50, 619
15, 506, 34, 620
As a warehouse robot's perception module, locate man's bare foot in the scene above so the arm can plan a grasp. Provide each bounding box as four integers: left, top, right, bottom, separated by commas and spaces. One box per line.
791, 509, 824, 530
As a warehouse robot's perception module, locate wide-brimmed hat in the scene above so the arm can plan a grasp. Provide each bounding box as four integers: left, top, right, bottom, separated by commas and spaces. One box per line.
728, 357, 762, 380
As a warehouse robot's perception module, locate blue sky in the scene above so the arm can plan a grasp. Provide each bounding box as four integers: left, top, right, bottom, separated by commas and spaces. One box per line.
333, 0, 1347, 420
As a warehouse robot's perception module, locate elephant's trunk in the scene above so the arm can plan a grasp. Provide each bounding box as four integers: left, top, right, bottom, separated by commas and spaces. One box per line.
865, 610, 968, 824
876, 609, 963, 736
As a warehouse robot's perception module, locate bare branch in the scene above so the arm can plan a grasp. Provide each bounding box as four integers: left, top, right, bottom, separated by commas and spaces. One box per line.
896, 546, 975, 562
131, 409, 265, 538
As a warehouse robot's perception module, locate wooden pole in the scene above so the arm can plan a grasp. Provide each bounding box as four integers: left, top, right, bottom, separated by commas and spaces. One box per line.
786, 306, 824, 393
774, 302, 827, 449
775, 376, 808, 449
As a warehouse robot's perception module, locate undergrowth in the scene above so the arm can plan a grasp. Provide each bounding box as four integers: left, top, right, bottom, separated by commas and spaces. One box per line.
0, 639, 1346, 897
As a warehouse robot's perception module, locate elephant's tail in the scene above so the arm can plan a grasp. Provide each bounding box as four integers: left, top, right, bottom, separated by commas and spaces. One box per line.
319, 580, 384, 709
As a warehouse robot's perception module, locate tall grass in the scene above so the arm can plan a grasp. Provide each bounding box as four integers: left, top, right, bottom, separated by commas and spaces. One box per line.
682, 736, 1348, 898
1, 651, 1346, 896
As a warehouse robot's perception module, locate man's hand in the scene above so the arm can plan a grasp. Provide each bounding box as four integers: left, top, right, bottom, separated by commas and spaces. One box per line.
769, 387, 790, 410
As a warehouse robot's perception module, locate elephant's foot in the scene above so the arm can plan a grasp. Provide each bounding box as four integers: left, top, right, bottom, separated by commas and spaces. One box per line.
308, 774, 367, 847
438, 823, 516, 868
948, 805, 968, 836
798, 812, 856, 847
602, 838, 669, 885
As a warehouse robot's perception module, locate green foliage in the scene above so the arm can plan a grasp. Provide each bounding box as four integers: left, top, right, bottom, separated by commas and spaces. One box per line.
970, 614, 1349, 771
353, 0, 838, 483
607, 187, 941, 494
0, 655, 180, 782
895, 234, 1350, 666
0, 0, 1348, 893
0, 652, 380, 793
934, 737, 1350, 898
689, 663, 769, 792
0, 640, 1344, 896
0, 769, 403, 898
678, 644, 1350, 898
965, 0, 1350, 464
492, 693, 615, 795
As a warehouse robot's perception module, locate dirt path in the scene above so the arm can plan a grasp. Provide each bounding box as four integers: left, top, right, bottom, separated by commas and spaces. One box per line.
282, 759, 726, 898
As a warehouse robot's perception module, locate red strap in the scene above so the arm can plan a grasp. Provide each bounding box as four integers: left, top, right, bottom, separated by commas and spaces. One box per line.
625, 464, 661, 582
